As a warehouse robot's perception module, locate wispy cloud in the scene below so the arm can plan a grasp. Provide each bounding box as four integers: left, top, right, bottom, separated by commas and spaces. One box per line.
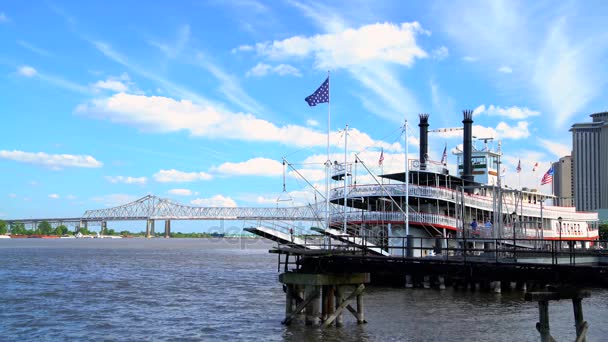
196, 55, 266, 114
168, 188, 195, 196
48, 194, 60, 199
0, 150, 103, 169
432, 46, 449, 60
91, 40, 212, 105
17, 40, 51, 56
473, 104, 540, 119
498, 65, 512, 73
91, 194, 139, 207
0, 12, 9, 23
105, 176, 147, 185
153, 169, 213, 183
246, 62, 301, 77
211, 157, 283, 176
462, 56, 478, 62
438, 1, 608, 127
147, 25, 191, 58
538, 138, 571, 158
191, 195, 237, 207
17, 65, 37, 77
16, 65, 90, 94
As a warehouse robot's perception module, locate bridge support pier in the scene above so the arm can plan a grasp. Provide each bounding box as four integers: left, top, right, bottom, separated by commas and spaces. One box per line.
164, 220, 171, 238
101, 221, 107, 235
77, 220, 88, 233
146, 219, 155, 238
280, 273, 369, 327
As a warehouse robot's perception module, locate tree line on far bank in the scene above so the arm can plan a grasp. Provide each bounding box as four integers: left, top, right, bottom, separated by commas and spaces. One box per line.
0, 220, 226, 238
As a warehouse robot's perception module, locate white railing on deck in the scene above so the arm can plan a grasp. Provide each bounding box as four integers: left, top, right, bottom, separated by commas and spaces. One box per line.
330, 183, 597, 222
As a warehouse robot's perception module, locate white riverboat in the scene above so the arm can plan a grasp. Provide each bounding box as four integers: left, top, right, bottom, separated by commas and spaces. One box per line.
327, 112, 599, 256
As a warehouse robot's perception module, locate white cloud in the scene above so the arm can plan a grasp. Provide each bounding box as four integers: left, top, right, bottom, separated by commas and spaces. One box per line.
93, 79, 128, 92
252, 22, 428, 70
232, 45, 254, 53
247, 63, 302, 77
473, 104, 540, 119
498, 65, 512, 73
18, 65, 37, 77
211, 157, 283, 176
48, 194, 60, 199
0, 150, 103, 169
105, 176, 147, 185
75, 93, 330, 148
168, 188, 193, 196
153, 169, 212, 183
273, 64, 302, 76
246, 62, 271, 76
66, 194, 77, 200
462, 56, 478, 62
191, 195, 237, 207
538, 138, 571, 158
432, 46, 449, 60
91, 194, 140, 207
306, 119, 319, 127
495, 121, 530, 139
0, 12, 9, 23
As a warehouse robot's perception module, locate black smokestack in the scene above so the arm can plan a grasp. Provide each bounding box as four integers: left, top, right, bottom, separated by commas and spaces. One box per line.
419, 113, 429, 171
462, 110, 474, 183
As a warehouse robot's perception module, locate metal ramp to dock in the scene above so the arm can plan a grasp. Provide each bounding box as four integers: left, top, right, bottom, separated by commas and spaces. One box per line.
311, 227, 391, 256
244, 226, 322, 250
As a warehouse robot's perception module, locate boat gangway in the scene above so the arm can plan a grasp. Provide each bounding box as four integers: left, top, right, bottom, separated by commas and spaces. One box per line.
311, 227, 391, 256
244, 226, 322, 250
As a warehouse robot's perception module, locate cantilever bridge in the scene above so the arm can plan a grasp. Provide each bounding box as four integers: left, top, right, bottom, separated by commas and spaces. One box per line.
5, 194, 331, 237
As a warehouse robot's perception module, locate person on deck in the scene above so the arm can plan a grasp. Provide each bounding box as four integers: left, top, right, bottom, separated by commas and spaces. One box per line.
470, 218, 478, 237
485, 219, 492, 238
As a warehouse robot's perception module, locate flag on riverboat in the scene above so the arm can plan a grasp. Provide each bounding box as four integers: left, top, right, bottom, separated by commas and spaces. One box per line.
440, 144, 447, 166
305, 77, 329, 106
516, 159, 521, 173
532, 162, 539, 172
379, 148, 384, 166
541, 166, 554, 185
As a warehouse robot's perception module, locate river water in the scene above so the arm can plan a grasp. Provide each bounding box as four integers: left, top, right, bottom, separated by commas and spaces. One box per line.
1, 238, 607, 341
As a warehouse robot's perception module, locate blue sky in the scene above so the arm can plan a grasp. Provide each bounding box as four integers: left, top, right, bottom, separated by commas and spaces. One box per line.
1, 1, 608, 225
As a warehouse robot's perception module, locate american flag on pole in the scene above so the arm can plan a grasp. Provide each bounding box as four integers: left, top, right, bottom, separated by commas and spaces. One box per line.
440, 145, 447, 166
541, 166, 554, 185
305, 77, 329, 106
516, 159, 521, 173
379, 148, 384, 166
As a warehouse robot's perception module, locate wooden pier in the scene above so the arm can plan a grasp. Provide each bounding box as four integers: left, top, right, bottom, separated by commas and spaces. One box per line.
279, 272, 369, 327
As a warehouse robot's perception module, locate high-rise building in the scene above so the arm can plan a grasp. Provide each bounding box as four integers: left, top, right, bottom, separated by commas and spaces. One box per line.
552, 156, 573, 207
570, 112, 608, 219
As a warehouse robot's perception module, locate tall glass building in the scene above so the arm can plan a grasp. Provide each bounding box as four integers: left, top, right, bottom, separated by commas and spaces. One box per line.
552, 156, 573, 207
570, 112, 608, 218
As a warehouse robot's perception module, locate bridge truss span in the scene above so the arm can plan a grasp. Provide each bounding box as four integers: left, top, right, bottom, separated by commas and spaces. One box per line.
82, 195, 326, 222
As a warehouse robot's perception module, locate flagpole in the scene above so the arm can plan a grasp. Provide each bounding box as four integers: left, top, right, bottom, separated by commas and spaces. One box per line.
326, 71, 331, 231
404, 118, 409, 236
